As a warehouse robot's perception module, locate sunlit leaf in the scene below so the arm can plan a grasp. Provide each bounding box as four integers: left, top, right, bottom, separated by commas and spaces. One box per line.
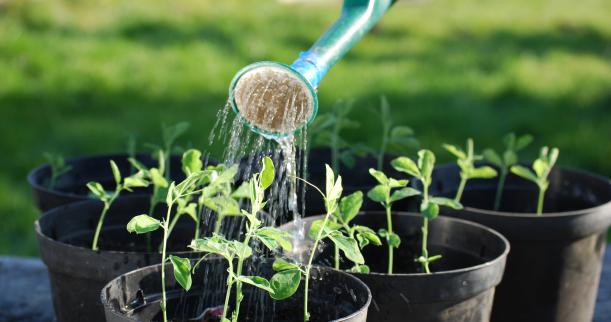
270, 269, 301, 300
170, 255, 192, 291
126, 214, 161, 234
391, 156, 420, 177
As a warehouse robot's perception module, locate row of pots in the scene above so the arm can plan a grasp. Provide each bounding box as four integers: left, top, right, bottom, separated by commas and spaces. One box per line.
28, 150, 611, 322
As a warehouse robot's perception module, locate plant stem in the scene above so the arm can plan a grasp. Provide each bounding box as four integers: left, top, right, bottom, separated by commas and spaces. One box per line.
536, 187, 546, 216
454, 175, 467, 203
233, 224, 256, 321
146, 201, 156, 252
221, 261, 234, 322
304, 212, 332, 322
421, 218, 430, 273
160, 205, 173, 322
194, 203, 203, 239
493, 169, 507, 211
214, 214, 224, 235
377, 120, 390, 171
385, 201, 393, 274
91, 190, 119, 251
334, 245, 340, 270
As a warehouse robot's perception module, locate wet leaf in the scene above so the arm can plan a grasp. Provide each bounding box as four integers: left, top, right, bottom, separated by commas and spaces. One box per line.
126, 214, 161, 234
181, 149, 203, 175
270, 269, 301, 300
237, 276, 273, 294
329, 232, 364, 265
273, 258, 299, 271
256, 227, 293, 252
260, 157, 275, 190
170, 255, 192, 291
339, 191, 363, 224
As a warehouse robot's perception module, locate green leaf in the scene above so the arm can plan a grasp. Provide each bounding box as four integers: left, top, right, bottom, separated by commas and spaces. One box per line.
503, 133, 516, 149
272, 258, 300, 271
390, 187, 421, 202
181, 149, 203, 175
388, 233, 401, 248
349, 265, 370, 273
178, 201, 198, 221
329, 175, 343, 201
469, 166, 498, 179
270, 269, 301, 300
325, 164, 334, 198
483, 149, 502, 167
367, 185, 388, 203
261, 157, 275, 190
418, 150, 436, 182
388, 178, 408, 188
237, 276, 273, 294
166, 182, 176, 204
442, 144, 466, 160
170, 255, 192, 291
256, 227, 293, 252
339, 191, 363, 224
368, 168, 389, 185
515, 134, 533, 150
232, 241, 253, 259
328, 232, 364, 265
126, 214, 161, 234
533, 159, 547, 178
123, 173, 150, 191
503, 150, 518, 167
86, 181, 107, 201
354, 226, 382, 247
128, 158, 148, 173
391, 156, 420, 177
110, 160, 121, 186
421, 202, 440, 220
308, 219, 341, 240
510, 165, 538, 183
429, 197, 463, 210
214, 165, 239, 185
390, 126, 414, 138
548, 148, 559, 168
231, 182, 250, 199
189, 236, 230, 258
149, 168, 168, 188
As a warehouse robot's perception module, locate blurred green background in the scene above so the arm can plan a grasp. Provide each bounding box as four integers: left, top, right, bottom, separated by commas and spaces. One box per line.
1, 0, 610, 256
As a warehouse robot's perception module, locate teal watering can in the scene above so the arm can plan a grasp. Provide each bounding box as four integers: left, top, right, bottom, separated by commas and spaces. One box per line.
229, 0, 396, 138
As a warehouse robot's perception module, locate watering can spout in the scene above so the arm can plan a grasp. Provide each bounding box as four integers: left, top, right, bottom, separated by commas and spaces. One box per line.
229, 0, 396, 137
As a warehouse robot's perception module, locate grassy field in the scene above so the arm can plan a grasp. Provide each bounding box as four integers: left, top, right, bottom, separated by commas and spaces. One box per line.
1, 0, 610, 256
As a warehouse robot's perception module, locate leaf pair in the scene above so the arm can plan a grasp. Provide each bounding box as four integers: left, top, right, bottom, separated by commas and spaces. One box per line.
443, 139, 498, 181
367, 168, 420, 205
510, 146, 559, 190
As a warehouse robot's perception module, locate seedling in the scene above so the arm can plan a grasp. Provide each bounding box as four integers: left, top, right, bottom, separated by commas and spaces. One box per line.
286, 165, 367, 321
443, 138, 498, 203
375, 95, 419, 170
145, 122, 191, 180
189, 157, 295, 322
367, 168, 420, 274
392, 150, 462, 273
43, 152, 71, 190
510, 147, 559, 215
483, 133, 533, 210
126, 169, 206, 322
87, 160, 149, 251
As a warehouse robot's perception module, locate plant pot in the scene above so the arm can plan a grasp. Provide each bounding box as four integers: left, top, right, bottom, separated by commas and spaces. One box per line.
101, 258, 371, 322
303, 148, 415, 216
429, 164, 611, 322
28, 153, 213, 212
35, 195, 197, 322
281, 212, 509, 322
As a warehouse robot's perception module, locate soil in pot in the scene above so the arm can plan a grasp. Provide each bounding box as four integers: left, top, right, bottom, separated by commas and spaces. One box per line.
101, 258, 371, 322
282, 212, 509, 322
429, 164, 611, 322
35, 195, 199, 322
28, 153, 213, 212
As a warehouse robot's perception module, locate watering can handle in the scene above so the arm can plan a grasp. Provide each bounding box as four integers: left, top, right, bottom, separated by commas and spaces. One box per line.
291, 0, 396, 88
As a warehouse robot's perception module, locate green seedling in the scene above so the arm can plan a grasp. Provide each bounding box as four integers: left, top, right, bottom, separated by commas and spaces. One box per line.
87, 160, 149, 251
483, 133, 533, 210
145, 122, 191, 180
510, 146, 559, 215
443, 138, 498, 203
126, 169, 206, 322
376, 95, 419, 170
392, 150, 462, 273
189, 157, 295, 322
367, 168, 420, 274
288, 165, 367, 321
43, 152, 71, 190
308, 100, 360, 173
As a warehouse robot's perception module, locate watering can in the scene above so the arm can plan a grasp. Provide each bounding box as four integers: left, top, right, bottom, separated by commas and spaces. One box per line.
229, 0, 396, 138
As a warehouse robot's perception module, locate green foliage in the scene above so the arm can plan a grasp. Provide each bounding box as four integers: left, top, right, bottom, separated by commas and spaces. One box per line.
510, 146, 559, 215
375, 96, 419, 170
126, 214, 161, 234
43, 153, 72, 191
443, 138, 498, 202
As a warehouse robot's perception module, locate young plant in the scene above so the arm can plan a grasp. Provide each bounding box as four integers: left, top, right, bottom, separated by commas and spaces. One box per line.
376, 95, 419, 170
43, 152, 71, 190
87, 160, 149, 251
392, 150, 462, 273
510, 146, 559, 215
189, 157, 295, 322
443, 138, 498, 203
144, 122, 191, 180
126, 169, 206, 322
367, 168, 420, 274
483, 133, 533, 210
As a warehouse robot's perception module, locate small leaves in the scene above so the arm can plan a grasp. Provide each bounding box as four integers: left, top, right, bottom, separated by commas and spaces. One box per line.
418, 149, 436, 183
367, 185, 388, 203
338, 191, 363, 224
256, 227, 293, 252
126, 214, 161, 234
123, 173, 150, 191
270, 269, 301, 300
442, 144, 466, 160
391, 157, 420, 177
421, 202, 440, 220
510, 165, 538, 183
237, 276, 274, 294
350, 265, 371, 273
368, 169, 389, 185
328, 232, 365, 265
170, 255, 192, 291
483, 149, 502, 167
181, 149, 203, 175
86, 181, 107, 201
110, 160, 121, 186
260, 156, 275, 190
429, 197, 462, 209
308, 219, 341, 240
354, 226, 382, 248
273, 258, 300, 271
390, 187, 421, 202
469, 166, 498, 179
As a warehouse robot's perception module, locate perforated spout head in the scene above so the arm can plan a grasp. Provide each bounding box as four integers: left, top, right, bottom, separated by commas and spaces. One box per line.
229, 61, 318, 138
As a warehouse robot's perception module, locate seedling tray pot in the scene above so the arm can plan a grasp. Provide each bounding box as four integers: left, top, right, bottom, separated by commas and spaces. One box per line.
35, 196, 197, 322
429, 164, 611, 322
101, 258, 372, 322
282, 212, 509, 322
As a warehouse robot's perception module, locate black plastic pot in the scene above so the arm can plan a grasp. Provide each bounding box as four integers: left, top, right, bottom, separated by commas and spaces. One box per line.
429, 164, 611, 322
304, 148, 415, 216
281, 212, 509, 322
35, 195, 197, 322
101, 258, 371, 322
28, 153, 213, 212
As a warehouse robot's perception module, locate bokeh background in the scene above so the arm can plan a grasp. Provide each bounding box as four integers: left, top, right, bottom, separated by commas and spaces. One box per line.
1, 0, 610, 256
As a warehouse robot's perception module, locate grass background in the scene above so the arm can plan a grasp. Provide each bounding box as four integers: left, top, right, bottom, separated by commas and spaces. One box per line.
1, 0, 610, 256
